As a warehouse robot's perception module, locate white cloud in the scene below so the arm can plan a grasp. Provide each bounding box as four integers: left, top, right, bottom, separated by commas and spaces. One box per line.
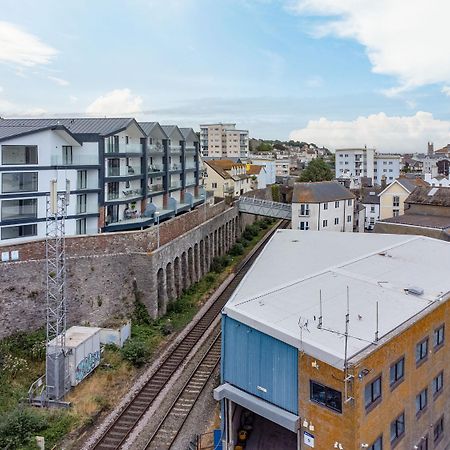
86, 89, 143, 116
442, 86, 450, 97
289, 111, 450, 153
0, 21, 57, 67
287, 0, 450, 92
48, 76, 69, 86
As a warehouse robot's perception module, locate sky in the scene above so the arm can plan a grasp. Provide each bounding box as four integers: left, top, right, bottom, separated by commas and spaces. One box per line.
1, 0, 450, 152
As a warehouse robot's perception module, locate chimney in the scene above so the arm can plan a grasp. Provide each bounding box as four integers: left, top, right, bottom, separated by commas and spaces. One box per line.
428, 142, 434, 156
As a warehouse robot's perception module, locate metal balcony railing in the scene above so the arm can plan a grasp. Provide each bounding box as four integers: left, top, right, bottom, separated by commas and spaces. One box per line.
107, 166, 141, 177
107, 188, 143, 201
148, 184, 164, 193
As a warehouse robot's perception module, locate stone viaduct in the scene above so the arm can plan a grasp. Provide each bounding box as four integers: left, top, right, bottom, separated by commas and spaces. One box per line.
0, 201, 256, 339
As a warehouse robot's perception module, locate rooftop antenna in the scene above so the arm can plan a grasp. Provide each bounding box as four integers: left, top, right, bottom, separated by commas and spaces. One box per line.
318, 290, 323, 329
343, 286, 354, 403
28, 179, 70, 407
298, 316, 310, 354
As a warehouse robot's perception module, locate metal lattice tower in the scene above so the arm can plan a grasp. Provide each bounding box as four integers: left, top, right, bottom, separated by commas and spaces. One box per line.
44, 182, 70, 401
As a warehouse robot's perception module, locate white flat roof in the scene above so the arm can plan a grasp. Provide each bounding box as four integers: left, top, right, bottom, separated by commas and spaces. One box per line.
49, 326, 101, 349
224, 231, 450, 369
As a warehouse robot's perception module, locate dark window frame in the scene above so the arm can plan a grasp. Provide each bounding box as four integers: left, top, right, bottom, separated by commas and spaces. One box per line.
416, 337, 429, 366
1, 144, 38, 165
390, 412, 405, 447
1, 198, 38, 221
415, 387, 428, 417
1, 172, 38, 194
433, 324, 445, 351
433, 371, 444, 398
389, 356, 405, 390
1, 223, 37, 240
365, 375, 382, 411
369, 435, 382, 450
309, 380, 343, 413
433, 415, 444, 445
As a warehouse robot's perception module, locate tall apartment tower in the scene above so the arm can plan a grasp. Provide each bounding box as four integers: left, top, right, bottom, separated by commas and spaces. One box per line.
200, 123, 249, 158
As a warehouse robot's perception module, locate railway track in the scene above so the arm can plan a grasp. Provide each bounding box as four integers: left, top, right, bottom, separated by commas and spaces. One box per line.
91, 219, 289, 450
143, 334, 221, 450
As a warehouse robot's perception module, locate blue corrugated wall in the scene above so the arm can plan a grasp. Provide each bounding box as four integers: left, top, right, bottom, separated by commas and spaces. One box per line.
222, 315, 298, 414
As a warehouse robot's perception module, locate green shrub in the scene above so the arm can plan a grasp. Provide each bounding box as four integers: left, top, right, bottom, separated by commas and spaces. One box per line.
229, 243, 244, 256
121, 339, 149, 366
242, 229, 254, 241
132, 300, 152, 326
0, 408, 47, 449
211, 256, 231, 273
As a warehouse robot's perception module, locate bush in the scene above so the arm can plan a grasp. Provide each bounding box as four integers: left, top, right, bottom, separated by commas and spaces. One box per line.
133, 300, 152, 326
0, 408, 47, 449
242, 229, 254, 241
121, 339, 149, 366
211, 256, 231, 273
229, 243, 244, 256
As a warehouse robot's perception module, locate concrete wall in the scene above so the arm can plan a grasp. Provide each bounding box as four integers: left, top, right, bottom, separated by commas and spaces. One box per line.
374, 222, 450, 241
0, 201, 241, 339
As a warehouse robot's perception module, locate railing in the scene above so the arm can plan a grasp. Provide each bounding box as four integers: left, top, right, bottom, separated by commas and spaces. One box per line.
170, 164, 181, 171
185, 146, 196, 152
170, 145, 182, 153
170, 181, 181, 189
51, 154, 99, 165
185, 179, 197, 186
148, 183, 164, 193
105, 143, 143, 154
185, 163, 197, 169
107, 166, 141, 177
107, 188, 143, 201
148, 143, 164, 153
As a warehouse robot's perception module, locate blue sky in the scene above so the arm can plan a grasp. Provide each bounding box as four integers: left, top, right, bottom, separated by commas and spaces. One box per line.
1, 0, 450, 151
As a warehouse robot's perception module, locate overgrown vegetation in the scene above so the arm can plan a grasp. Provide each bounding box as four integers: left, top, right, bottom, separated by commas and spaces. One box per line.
0, 218, 276, 449
298, 157, 334, 182
271, 184, 281, 202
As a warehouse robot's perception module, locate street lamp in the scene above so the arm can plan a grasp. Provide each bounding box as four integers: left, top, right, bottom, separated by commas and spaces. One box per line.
155, 211, 160, 248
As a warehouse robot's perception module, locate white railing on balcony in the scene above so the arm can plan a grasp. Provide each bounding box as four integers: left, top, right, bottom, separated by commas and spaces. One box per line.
148, 183, 164, 193
51, 154, 99, 165
105, 143, 143, 154
107, 166, 141, 177
107, 188, 143, 201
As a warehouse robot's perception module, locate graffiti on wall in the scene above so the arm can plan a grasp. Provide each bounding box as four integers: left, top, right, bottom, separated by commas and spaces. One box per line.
75, 350, 100, 382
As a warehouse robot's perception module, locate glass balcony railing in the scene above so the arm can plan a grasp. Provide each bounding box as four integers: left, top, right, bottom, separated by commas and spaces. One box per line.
185, 163, 197, 170
170, 146, 182, 153
148, 183, 164, 193
185, 146, 196, 152
51, 154, 99, 165
105, 143, 143, 154
170, 164, 181, 171
107, 166, 141, 177
148, 144, 164, 153
107, 188, 143, 201
169, 181, 181, 189
148, 165, 163, 173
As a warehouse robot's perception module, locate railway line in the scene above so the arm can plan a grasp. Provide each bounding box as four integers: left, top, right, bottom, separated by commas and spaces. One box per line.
91, 219, 289, 450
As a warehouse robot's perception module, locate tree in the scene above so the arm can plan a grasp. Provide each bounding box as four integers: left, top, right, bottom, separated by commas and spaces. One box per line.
298, 158, 334, 182
256, 142, 273, 152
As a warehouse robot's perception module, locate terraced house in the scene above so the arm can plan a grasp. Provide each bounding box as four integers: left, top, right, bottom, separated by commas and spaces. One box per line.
0, 118, 203, 244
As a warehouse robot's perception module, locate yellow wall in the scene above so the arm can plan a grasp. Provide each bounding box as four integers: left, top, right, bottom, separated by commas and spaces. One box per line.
379, 182, 410, 220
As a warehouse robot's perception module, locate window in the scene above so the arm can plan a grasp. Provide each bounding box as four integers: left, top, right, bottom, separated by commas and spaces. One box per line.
434, 324, 445, 349
125, 136, 129, 145
322, 219, 328, 228
347, 215, 352, 222
335, 201, 340, 208
433, 371, 444, 396
323, 203, 328, 210
299, 221, 309, 230
347, 199, 352, 206
77, 170, 87, 189
334, 217, 339, 225
390, 412, 405, 444
76, 218, 86, 234
365, 376, 382, 409
393, 195, 400, 207
393, 209, 399, 217
369, 436, 382, 450
211, 182, 218, 189
433, 416, 444, 444
107, 182, 119, 200
62, 146, 73, 164
1, 145, 38, 165
299, 204, 310, 216
416, 388, 428, 415
370, 206, 375, 213
415, 435, 428, 450
1, 224, 37, 240
390, 357, 405, 388
1, 199, 37, 220
310, 381, 342, 413
416, 338, 429, 365
2, 172, 38, 193
389, 161, 393, 165
76, 194, 87, 214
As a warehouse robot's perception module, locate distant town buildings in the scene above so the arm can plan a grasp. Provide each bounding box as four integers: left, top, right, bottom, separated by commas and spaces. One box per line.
360, 189, 380, 230
291, 181, 355, 231
335, 147, 401, 186
0, 118, 203, 244
200, 123, 249, 158
215, 230, 450, 450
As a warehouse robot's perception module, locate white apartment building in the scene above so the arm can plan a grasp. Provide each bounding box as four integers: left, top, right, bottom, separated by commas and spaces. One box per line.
291, 181, 355, 232
200, 123, 249, 158
275, 158, 290, 177
0, 118, 204, 245
335, 148, 401, 186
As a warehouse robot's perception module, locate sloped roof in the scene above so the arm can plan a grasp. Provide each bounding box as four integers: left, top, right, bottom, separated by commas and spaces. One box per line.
204, 160, 232, 179
380, 214, 450, 230
292, 181, 355, 203
0, 123, 83, 144
179, 127, 198, 142
0, 117, 142, 137
406, 186, 450, 207
361, 190, 381, 204
247, 164, 263, 175
208, 159, 246, 170
161, 125, 184, 140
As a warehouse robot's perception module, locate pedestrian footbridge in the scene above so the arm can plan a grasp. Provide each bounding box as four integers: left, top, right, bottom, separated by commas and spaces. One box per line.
238, 197, 292, 220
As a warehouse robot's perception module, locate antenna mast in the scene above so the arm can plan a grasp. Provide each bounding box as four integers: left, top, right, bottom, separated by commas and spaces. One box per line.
343, 286, 354, 404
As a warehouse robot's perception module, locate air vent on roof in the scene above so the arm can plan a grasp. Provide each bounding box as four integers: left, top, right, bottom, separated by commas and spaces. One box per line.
405, 286, 424, 296
428, 188, 438, 196
369, 191, 376, 195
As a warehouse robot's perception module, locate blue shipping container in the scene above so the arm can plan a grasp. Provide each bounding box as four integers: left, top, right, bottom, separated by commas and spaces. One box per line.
222, 315, 298, 414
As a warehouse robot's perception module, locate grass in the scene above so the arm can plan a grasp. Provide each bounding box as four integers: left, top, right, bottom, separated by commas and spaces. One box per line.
0, 218, 276, 449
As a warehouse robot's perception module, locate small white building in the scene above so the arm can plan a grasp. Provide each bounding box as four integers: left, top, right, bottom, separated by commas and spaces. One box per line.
361, 190, 380, 230
291, 181, 355, 232
249, 158, 276, 184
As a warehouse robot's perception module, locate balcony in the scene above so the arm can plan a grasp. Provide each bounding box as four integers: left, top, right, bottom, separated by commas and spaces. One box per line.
185, 179, 197, 187
107, 165, 141, 177
185, 146, 196, 153
148, 183, 164, 193
148, 165, 164, 173
169, 180, 181, 189
107, 188, 143, 202
185, 163, 197, 170
148, 143, 164, 154
51, 154, 99, 165
105, 143, 143, 154
169, 163, 182, 171
170, 146, 182, 154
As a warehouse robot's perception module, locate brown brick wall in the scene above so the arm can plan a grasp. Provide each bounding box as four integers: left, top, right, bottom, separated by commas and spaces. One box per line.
298, 301, 449, 449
